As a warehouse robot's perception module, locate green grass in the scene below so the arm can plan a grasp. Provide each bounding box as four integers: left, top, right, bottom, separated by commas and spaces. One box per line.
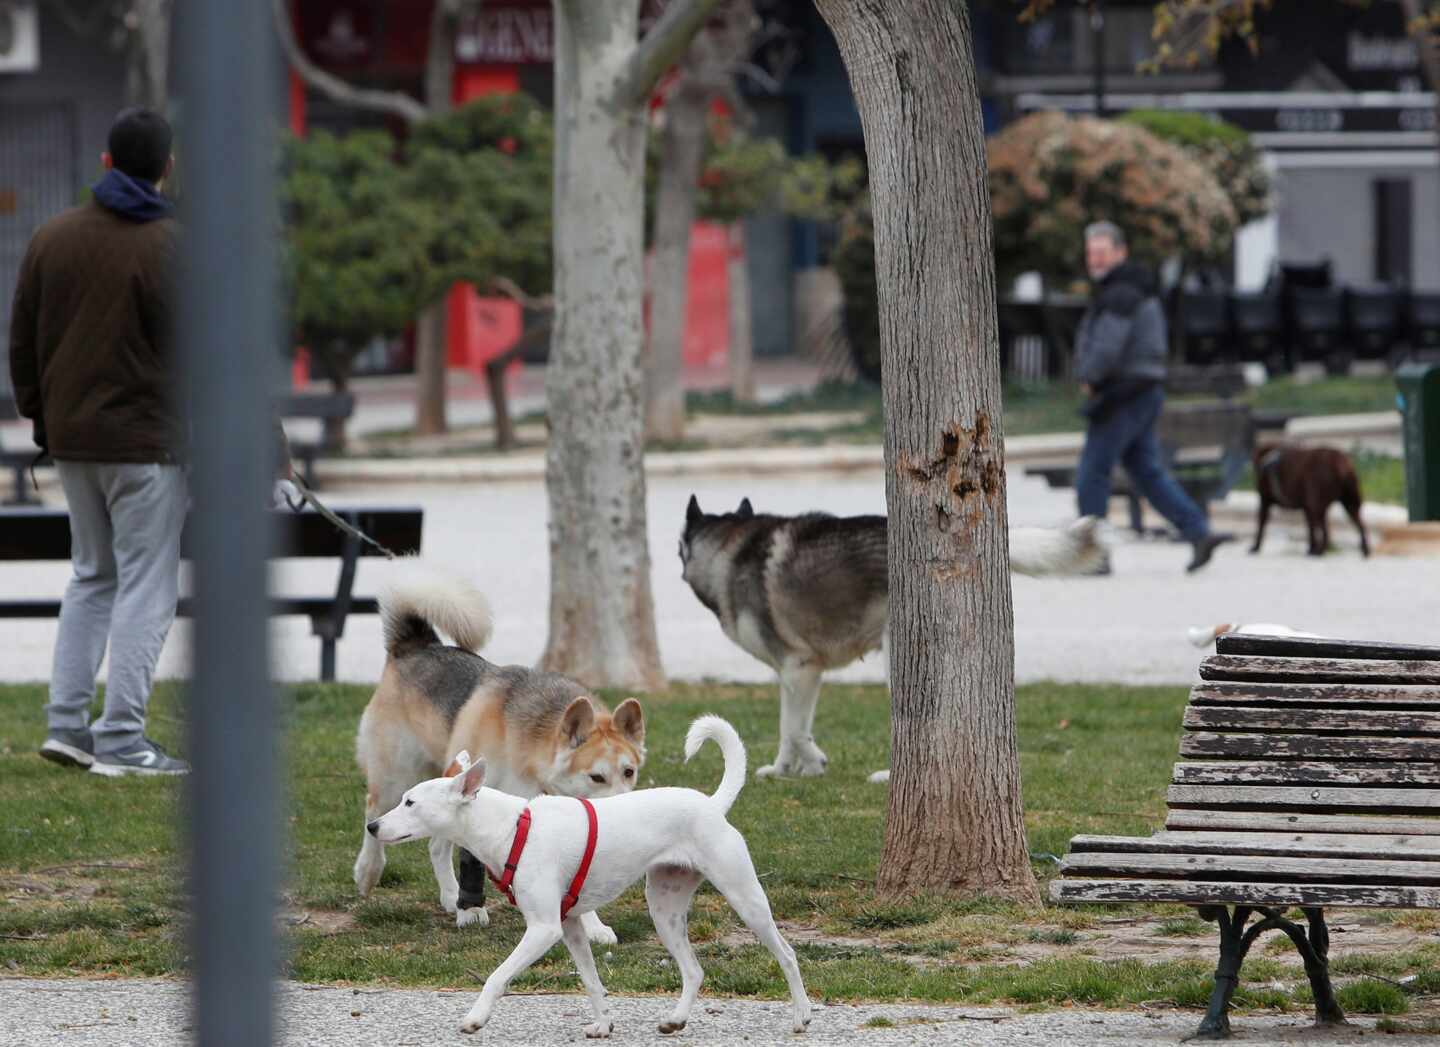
0, 680, 1433, 1016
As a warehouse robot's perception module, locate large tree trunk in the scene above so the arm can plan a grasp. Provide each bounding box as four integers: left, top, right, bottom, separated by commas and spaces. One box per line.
644, 82, 710, 442
542, 0, 665, 690
814, 0, 1038, 902
727, 223, 756, 402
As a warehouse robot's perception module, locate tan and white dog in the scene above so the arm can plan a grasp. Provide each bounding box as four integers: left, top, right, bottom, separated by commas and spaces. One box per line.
352, 561, 646, 942
367, 716, 811, 1039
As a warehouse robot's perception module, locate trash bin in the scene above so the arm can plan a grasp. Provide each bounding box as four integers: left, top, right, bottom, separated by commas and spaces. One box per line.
1397, 363, 1440, 522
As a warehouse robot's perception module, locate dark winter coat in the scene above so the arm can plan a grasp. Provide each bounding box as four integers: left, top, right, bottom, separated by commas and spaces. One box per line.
8, 170, 182, 462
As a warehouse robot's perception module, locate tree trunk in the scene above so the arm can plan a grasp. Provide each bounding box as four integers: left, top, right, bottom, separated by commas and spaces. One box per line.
413, 1, 460, 437
1400, 0, 1440, 258
125, 0, 173, 110
319, 351, 351, 452
727, 223, 756, 402
542, 0, 665, 690
414, 303, 450, 435
814, 0, 1038, 903
644, 82, 709, 442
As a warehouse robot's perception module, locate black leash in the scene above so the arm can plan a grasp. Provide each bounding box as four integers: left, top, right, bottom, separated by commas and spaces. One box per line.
282, 474, 401, 560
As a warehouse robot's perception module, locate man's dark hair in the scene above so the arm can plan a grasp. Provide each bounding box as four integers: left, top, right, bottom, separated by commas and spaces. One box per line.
107, 107, 173, 183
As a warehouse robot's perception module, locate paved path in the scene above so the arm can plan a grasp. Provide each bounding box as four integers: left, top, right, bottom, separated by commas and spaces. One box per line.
1, 978, 1428, 1046
1, 467, 1433, 688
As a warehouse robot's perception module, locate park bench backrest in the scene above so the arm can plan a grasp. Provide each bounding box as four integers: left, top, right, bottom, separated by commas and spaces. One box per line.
1167, 632, 1440, 839
1155, 399, 1253, 491
0, 507, 422, 562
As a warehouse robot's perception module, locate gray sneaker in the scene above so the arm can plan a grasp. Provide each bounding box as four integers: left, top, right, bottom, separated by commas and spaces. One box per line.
90, 738, 190, 778
40, 729, 95, 769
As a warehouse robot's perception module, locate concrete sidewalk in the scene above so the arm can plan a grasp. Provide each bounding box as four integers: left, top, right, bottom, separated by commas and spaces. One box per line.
1, 978, 1428, 1046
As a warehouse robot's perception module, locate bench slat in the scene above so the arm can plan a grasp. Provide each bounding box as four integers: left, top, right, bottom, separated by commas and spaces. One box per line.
1184, 705, 1440, 735
1189, 682, 1440, 708
1215, 634, 1440, 662
1173, 761, 1440, 786
1048, 878, 1440, 909
1180, 732, 1438, 761
1067, 832, 1440, 862
1060, 851, 1440, 884
1200, 654, 1440, 685
1165, 809, 1440, 835
0, 507, 422, 562
1167, 784, 1440, 814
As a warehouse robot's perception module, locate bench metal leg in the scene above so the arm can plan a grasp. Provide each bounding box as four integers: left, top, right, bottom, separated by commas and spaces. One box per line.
6, 462, 39, 506
1190, 904, 1346, 1040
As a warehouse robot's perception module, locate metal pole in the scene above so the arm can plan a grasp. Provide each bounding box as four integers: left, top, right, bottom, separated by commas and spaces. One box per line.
1090, 0, 1105, 117
178, 2, 279, 1046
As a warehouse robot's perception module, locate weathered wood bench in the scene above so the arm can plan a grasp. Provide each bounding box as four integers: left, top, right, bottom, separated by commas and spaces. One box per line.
1050, 632, 1440, 1039
1026, 400, 1255, 533
0, 505, 422, 681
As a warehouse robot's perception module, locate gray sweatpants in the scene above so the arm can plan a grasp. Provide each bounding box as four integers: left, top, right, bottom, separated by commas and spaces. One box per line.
47, 461, 187, 755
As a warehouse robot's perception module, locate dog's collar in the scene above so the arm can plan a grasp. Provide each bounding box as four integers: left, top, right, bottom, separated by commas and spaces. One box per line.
486, 798, 599, 921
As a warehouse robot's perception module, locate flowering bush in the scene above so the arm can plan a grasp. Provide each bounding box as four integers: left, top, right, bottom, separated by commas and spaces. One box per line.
1118, 109, 1272, 227
987, 111, 1238, 287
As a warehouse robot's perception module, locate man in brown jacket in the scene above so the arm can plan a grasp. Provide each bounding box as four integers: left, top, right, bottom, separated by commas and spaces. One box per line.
9, 108, 189, 776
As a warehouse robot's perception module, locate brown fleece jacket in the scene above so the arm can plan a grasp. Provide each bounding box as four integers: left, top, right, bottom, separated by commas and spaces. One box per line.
8, 201, 183, 463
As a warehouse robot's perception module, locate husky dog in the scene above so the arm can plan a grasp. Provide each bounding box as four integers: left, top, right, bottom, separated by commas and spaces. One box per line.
353, 561, 646, 943
678, 496, 1105, 779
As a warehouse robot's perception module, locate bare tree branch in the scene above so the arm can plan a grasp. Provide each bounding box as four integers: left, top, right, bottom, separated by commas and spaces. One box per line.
620, 0, 727, 107
270, 0, 429, 126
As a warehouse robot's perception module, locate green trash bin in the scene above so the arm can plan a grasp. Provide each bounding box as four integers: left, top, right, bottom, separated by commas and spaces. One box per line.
1396, 363, 1440, 522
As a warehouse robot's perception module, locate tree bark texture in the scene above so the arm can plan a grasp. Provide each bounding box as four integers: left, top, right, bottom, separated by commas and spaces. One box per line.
814, 0, 1038, 902
645, 82, 709, 441
727, 223, 756, 402
542, 0, 666, 690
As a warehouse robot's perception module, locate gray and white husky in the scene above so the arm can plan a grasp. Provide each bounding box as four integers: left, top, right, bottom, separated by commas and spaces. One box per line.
678, 496, 1105, 780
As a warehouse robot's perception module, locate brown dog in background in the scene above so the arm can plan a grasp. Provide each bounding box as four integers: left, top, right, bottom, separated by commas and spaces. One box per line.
1251, 445, 1369, 557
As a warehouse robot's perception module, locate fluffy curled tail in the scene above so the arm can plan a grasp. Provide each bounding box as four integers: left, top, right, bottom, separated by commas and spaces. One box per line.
684, 715, 746, 814
379, 558, 494, 659
1010, 516, 1107, 577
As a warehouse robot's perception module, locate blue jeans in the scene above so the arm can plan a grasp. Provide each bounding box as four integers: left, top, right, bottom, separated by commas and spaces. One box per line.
1075, 384, 1209, 542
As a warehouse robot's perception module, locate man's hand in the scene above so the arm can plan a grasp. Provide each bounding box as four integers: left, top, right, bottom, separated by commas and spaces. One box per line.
1080, 383, 1093, 398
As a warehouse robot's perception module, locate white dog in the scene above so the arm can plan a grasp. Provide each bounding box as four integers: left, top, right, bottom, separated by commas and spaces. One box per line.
1187, 622, 1327, 648
368, 715, 812, 1039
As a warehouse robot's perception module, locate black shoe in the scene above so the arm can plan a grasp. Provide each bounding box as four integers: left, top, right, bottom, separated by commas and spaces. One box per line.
1187, 532, 1233, 573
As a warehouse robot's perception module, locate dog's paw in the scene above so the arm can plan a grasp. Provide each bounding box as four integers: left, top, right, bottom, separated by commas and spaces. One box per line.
657, 1019, 687, 1034
456, 906, 489, 929
583, 1020, 614, 1039
867, 769, 890, 785
459, 1018, 485, 1035
758, 751, 828, 779
440, 890, 459, 914
586, 922, 618, 946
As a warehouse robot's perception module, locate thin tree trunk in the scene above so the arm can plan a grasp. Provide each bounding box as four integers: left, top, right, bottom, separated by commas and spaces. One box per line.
727, 223, 756, 402
814, 0, 1038, 902
1400, 0, 1440, 262
413, 1, 461, 437
542, 0, 665, 690
124, 0, 172, 110
645, 83, 709, 442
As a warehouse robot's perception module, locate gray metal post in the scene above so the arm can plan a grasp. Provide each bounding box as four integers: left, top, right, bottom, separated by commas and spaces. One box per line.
178, 3, 280, 1046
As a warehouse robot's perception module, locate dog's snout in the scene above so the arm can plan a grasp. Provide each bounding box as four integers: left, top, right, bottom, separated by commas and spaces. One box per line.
366, 820, 380, 836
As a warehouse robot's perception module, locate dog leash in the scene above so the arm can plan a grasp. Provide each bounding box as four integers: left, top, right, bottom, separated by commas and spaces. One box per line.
487, 798, 599, 921
282, 473, 401, 560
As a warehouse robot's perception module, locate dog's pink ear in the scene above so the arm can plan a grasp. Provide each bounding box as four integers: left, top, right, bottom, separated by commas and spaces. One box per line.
457, 758, 486, 799
613, 698, 645, 746
561, 697, 596, 748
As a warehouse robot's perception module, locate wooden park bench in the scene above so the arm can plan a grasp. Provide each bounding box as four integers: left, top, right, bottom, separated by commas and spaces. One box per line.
276, 391, 356, 489
0, 505, 421, 681
1026, 399, 1255, 533
1050, 632, 1440, 1039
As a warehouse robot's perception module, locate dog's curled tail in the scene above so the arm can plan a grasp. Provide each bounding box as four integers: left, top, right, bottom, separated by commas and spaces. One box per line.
684, 715, 746, 814
379, 557, 494, 659
1010, 516, 1107, 577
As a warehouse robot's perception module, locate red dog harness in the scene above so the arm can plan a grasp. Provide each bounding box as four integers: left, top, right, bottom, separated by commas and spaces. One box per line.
487, 797, 599, 921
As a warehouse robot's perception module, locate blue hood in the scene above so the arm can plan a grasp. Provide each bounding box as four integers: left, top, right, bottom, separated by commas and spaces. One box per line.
92, 168, 174, 222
